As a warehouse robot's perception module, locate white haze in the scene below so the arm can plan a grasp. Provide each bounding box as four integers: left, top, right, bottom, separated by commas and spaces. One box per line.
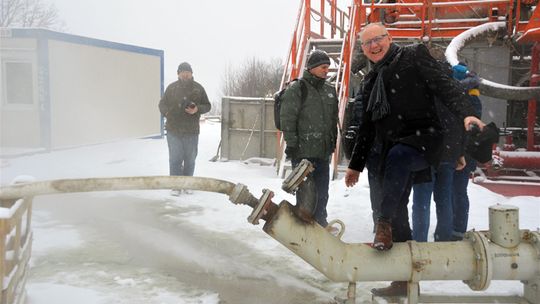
47, 0, 300, 102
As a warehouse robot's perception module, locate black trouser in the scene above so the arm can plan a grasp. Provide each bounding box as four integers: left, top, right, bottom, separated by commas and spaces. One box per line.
372, 144, 429, 242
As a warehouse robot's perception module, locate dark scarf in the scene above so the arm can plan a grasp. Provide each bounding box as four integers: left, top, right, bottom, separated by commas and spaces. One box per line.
366, 43, 401, 121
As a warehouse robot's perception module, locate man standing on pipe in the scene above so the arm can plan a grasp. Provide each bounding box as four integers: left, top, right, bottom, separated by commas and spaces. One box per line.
344, 23, 485, 296
280, 49, 339, 228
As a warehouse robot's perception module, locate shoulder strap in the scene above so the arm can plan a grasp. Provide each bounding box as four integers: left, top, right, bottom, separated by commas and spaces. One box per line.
298, 78, 308, 104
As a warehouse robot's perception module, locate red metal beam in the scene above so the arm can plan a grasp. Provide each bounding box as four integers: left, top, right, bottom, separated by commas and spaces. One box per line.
527, 43, 539, 151
473, 181, 540, 197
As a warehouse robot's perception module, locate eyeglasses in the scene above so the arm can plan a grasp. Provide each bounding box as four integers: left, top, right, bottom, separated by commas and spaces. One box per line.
361, 34, 388, 47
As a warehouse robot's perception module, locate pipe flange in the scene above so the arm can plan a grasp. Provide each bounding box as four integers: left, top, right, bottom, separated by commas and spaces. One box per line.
464, 231, 493, 291
247, 189, 274, 225
281, 159, 314, 194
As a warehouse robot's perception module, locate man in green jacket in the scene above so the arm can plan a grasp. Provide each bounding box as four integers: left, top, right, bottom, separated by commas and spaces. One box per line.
159, 62, 211, 196
280, 50, 339, 227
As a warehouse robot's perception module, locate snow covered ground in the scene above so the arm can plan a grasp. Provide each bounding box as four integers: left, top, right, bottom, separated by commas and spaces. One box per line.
1, 120, 539, 304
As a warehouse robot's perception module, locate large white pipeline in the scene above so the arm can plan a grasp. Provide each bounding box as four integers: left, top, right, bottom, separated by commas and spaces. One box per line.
261, 201, 540, 303
1, 176, 539, 304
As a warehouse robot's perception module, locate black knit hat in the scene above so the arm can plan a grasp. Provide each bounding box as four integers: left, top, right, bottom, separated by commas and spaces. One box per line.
177, 62, 192, 73
306, 50, 331, 70
465, 122, 499, 163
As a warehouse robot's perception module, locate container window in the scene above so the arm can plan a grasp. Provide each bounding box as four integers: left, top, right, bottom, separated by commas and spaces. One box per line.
5, 62, 34, 105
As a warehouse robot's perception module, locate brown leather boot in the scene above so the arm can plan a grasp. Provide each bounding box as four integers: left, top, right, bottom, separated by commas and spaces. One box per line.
371, 281, 407, 297
373, 219, 393, 251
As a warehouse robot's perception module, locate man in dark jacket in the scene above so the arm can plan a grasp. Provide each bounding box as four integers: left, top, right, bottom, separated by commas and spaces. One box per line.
344, 22, 485, 295
451, 62, 484, 241
159, 62, 211, 196
411, 98, 466, 242
280, 49, 339, 228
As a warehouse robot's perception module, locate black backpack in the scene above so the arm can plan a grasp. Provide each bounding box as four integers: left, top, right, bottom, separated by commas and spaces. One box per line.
273, 78, 307, 130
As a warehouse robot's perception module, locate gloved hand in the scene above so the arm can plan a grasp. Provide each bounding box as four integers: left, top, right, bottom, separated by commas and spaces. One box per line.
342, 125, 359, 160
284, 146, 297, 160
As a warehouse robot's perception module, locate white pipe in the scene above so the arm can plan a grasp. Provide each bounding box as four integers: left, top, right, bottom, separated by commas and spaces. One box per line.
0, 176, 236, 200
489, 205, 520, 248
445, 22, 540, 100
263, 202, 540, 286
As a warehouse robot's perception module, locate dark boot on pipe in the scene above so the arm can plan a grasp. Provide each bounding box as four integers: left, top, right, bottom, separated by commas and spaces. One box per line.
373, 219, 393, 251
371, 281, 407, 297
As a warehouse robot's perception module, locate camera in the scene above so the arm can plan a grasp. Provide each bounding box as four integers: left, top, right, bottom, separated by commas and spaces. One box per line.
182, 100, 196, 109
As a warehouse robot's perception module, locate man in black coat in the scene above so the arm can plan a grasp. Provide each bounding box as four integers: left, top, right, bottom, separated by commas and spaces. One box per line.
344, 22, 486, 295
344, 23, 485, 294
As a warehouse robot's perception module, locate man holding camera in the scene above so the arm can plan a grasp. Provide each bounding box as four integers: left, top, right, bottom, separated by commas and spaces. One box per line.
159, 62, 211, 195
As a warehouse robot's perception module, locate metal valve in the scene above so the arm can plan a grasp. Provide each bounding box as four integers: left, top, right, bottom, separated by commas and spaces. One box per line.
247, 189, 274, 225
281, 159, 314, 194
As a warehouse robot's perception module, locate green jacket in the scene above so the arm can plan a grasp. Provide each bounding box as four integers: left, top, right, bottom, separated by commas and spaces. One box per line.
159, 78, 211, 134
280, 70, 338, 159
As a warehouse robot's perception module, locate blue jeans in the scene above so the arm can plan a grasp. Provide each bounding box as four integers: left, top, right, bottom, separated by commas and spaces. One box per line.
292, 158, 330, 227
452, 156, 476, 238
167, 133, 199, 176
380, 144, 430, 242
412, 162, 455, 242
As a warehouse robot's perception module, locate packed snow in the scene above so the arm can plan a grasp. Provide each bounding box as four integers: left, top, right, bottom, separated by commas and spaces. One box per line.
0, 121, 539, 304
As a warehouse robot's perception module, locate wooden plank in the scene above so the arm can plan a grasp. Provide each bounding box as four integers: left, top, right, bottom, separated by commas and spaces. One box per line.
2, 231, 32, 304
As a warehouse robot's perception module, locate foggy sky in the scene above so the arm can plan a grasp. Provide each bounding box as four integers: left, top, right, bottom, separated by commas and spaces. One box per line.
47, 0, 300, 102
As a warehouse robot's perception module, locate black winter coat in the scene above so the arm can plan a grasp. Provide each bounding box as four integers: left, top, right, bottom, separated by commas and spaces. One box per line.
348, 43, 476, 173
159, 78, 211, 135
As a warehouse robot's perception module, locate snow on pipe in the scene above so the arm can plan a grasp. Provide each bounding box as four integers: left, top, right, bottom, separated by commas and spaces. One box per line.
445, 22, 540, 101
492, 150, 540, 170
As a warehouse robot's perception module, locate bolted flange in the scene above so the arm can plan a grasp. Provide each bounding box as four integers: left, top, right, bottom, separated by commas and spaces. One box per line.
247, 189, 274, 225
281, 159, 314, 194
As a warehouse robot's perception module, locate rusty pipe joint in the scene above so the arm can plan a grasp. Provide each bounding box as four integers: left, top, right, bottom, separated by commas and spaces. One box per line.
227, 184, 279, 225
228, 183, 259, 208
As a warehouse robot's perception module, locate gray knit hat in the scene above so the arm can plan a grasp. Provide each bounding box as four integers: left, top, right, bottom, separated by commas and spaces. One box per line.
177, 62, 192, 73
306, 50, 331, 70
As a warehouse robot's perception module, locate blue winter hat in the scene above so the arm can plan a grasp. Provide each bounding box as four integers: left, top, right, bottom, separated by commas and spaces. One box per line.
452, 64, 468, 80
